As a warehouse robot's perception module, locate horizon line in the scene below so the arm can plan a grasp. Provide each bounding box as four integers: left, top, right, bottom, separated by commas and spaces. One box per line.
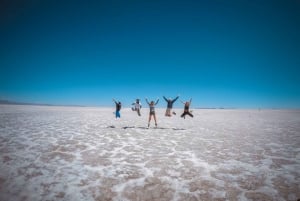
0, 99, 299, 110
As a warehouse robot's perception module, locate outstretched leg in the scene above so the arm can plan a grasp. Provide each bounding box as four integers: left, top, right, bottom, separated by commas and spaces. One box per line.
187, 112, 193, 118
172, 110, 176, 115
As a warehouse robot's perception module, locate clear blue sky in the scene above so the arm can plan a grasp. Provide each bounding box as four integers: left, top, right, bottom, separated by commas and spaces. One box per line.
1, 0, 299, 108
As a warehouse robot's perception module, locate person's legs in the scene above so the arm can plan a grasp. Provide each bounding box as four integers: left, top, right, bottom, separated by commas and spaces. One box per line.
137, 109, 141, 116
188, 112, 193, 117
148, 114, 151, 127
116, 111, 120, 118
166, 108, 171, 116
153, 114, 157, 126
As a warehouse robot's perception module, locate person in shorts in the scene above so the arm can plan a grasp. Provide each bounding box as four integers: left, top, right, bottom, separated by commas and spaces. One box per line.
146, 98, 159, 127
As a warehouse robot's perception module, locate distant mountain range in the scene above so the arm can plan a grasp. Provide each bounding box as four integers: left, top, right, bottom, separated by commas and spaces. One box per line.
0, 100, 85, 107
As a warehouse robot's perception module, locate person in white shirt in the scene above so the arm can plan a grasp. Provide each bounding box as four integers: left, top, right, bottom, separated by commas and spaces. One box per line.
131, 99, 142, 116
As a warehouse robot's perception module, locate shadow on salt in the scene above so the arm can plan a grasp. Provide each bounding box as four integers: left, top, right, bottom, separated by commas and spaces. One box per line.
106, 125, 186, 130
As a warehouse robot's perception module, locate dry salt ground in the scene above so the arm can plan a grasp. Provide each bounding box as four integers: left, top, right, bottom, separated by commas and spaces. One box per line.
0, 105, 300, 201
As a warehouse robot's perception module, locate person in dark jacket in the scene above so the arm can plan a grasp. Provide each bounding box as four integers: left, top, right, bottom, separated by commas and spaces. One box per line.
180, 98, 193, 119
113, 99, 121, 119
163, 95, 179, 117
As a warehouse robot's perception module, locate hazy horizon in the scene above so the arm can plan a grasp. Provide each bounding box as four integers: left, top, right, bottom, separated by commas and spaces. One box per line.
1, 98, 300, 110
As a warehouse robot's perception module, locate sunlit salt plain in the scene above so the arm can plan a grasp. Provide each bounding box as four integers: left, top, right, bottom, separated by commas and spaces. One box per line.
0, 105, 299, 201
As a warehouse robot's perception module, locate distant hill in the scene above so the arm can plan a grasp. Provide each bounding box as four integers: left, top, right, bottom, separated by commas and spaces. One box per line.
0, 99, 50, 106
0, 100, 85, 107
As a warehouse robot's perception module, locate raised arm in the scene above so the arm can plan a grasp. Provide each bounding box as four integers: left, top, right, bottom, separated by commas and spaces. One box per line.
145, 98, 150, 105
155, 99, 159, 105
163, 96, 168, 102
172, 96, 179, 103
189, 98, 192, 103
112, 98, 117, 104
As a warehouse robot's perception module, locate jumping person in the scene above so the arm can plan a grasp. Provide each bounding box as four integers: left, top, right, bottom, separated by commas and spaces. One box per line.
112, 99, 121, 119
163, 95, 179, 116
146, 98, 159, 128
180, 98, 193, 119
132, 99, 142, 116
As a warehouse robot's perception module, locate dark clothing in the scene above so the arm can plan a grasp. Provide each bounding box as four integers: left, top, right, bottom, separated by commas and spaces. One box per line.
116, 103, 121, 111
163, 96, 179, 109
114, 101, 121, 111
184, 105, 189, 112
113, 100, 121, 118
181, 111, 193, 118
181, 101, 193, 118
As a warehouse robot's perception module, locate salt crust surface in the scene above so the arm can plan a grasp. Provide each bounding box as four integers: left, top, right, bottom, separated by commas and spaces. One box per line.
0, 105, 299, 201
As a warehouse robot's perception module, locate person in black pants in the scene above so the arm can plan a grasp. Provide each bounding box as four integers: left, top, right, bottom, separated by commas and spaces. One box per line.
180, 98, 193, 119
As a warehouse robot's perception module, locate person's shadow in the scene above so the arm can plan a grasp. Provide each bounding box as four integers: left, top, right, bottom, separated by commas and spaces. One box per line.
107, 126, 186, 130
122, 126, 135, 129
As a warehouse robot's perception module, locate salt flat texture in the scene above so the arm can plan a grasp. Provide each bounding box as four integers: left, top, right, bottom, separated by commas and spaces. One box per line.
0, 105, 299, 201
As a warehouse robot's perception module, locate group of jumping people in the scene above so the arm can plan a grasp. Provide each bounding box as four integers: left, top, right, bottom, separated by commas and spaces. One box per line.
113, 95, 193, 128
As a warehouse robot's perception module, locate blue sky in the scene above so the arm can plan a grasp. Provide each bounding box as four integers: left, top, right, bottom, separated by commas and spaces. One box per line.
1, 0, 299, 108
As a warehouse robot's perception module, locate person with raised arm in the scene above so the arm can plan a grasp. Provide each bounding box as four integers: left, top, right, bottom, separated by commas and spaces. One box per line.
146, 98, 159, 128
131, 99, 142, 116
112, 99, 122, 119
180, 98, 193, 119
163, 95, 179, 116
